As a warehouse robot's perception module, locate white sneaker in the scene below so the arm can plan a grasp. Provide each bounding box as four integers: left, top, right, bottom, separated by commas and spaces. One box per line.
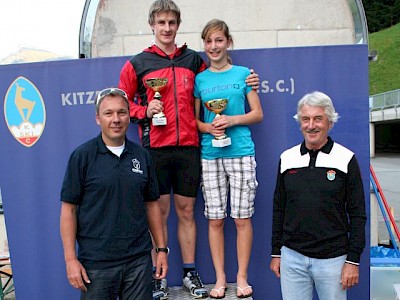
182, 271, 208, 298
153, 278, 169, 300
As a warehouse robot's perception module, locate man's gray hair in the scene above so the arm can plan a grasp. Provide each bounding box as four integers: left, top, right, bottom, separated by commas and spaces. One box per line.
293, 91, 339, 126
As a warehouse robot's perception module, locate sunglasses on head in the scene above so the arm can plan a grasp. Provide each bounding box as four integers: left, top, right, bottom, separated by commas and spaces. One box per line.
96, 88, 128, 107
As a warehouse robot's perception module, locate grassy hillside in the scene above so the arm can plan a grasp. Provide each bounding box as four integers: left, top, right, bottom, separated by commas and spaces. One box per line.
369, 22, 400, 95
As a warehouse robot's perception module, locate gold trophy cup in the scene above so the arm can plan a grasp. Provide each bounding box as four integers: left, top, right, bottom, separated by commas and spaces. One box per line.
204, 98, 232, 147
145, 78, 168, 126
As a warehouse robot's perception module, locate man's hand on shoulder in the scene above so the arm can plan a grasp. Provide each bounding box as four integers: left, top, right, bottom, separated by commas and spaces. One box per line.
246, 69, 260, 90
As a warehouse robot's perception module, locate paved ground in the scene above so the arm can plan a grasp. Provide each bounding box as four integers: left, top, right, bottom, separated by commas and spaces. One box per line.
370, 153, 400, 243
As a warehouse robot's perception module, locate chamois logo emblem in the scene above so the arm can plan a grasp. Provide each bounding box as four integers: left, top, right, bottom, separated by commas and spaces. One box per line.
4, 77, 46, 147
15, 83, 36, 121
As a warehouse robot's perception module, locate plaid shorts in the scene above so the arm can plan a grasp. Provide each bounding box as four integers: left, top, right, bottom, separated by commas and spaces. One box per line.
201, 156, 258, 219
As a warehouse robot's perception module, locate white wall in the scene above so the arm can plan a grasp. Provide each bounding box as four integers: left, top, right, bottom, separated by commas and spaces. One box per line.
90, 0, 354, 57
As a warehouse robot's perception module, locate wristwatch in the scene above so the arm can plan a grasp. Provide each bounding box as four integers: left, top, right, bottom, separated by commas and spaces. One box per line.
155, 247, 170, 255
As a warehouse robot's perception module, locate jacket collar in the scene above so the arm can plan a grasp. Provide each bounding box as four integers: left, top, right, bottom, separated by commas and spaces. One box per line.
144, 43, 187, 57
300, 136, 334, 155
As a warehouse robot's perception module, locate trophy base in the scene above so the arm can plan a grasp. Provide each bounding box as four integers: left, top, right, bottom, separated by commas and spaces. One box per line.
152, 116, 167, 126
212, 137, 231, 148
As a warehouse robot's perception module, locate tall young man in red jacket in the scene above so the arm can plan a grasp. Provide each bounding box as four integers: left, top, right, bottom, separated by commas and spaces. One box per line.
119, 1, 259, 298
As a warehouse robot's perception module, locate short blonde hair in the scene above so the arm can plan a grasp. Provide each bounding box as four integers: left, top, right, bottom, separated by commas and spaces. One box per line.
148, 0, 181, 26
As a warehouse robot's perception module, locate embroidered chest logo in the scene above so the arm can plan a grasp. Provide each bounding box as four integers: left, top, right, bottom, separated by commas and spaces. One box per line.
327, 170, 336, 181
131, 158, 143, 174
182, 75, 190, 89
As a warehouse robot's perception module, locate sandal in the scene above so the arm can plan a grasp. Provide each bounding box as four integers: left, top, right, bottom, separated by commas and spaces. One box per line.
237, 285, 253, 298
210, 286, 227, 299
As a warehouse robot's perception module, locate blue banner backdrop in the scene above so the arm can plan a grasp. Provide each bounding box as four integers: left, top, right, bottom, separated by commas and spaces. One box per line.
0, 45, 370, 299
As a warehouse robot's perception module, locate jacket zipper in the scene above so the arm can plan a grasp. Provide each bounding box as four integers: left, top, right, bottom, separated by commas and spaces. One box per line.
155, 45, 182, 146
171, 59, 180, 145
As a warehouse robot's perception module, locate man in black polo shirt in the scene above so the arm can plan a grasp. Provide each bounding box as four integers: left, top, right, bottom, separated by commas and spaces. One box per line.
270, 91, 366, 300
60, 87, 168, 299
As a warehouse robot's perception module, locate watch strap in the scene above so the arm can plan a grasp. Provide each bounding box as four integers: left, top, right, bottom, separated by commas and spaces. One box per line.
155, 247, 169, 254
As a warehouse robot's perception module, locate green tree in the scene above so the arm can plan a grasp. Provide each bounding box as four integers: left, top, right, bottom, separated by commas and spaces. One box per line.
363, 0, 400, 32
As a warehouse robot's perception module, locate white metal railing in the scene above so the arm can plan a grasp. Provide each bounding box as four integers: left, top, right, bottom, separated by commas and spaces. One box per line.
370, 89, 400, 110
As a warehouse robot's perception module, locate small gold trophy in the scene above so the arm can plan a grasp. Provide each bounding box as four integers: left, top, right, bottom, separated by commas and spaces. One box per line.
204, 98, 232, 147
145, 78, 168, 126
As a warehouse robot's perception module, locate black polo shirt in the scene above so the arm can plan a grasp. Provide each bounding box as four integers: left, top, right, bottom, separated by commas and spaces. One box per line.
271, 137, 366, 263
61, 134, 159, 268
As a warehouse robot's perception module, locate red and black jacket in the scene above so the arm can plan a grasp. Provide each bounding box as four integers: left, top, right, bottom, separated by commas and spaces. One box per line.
119, 44, 207, 149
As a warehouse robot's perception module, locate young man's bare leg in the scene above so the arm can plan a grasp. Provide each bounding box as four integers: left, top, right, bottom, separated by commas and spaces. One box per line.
175, 194, 208, 298
174, 194, 196, 265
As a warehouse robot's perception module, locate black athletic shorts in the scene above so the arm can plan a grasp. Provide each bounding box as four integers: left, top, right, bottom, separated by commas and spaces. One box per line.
148, 146, 200, 197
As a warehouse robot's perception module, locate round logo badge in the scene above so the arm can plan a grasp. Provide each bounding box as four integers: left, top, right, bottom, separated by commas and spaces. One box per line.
327, 170, 336, 181
4, 77, 46, 147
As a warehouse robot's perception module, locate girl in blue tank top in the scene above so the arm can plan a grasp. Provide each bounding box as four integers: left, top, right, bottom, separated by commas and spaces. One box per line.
194, 19, 263, 299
